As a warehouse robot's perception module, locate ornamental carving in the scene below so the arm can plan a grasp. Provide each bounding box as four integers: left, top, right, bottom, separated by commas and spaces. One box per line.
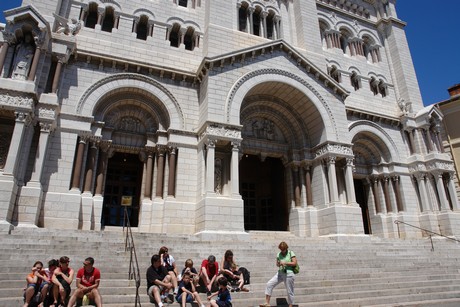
426, 161, 455, 172
250, 118, 277, 141
204, 125, 241, 139
38, 108, 56, 120
315, 144, 353, 158
0, 94, 34, 109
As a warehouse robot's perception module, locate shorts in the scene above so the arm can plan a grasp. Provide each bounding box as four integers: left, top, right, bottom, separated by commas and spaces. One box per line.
176, 293, 193, 303
147, 285, 164, 303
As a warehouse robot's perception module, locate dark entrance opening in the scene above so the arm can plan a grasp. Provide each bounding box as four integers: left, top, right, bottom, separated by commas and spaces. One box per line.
239, 154, 287, 231
354, 179, 371, 234
102, 152, 143, 227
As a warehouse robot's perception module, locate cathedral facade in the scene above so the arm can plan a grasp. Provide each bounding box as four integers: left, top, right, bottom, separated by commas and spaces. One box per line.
1, 0, 459, 238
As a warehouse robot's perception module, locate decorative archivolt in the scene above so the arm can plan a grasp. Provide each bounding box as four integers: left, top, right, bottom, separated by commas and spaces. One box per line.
315, 143, 353, 158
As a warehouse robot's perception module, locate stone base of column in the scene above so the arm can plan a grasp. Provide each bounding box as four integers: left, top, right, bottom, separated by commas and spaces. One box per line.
81, 193, 94, 230
43, 191, 81, 229
0, 220, 14, 233
391, 213, 423, 239
93, 195, 103, 231
317, 204, 363, 236
138, 199, 153, 233
437, 210, 460, 236
195, 196, 245, 235
419, 211, 439, 237
289, 207, 306, 237
150, 198, 165, 233
0, 176, 17, 226
369, 214, 386, 237
16, 182, 42, 227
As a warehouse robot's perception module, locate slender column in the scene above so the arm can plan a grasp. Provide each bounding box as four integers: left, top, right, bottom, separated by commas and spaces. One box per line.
30, 122, 52, 183
344, 158, 356, 204
304, 165, 313, 207
299, 167, 307, 208
327, 156, 339, 203
407, 129, 416, 154
392, 176, 404, 212
423, 128, 433, 152
274, 16, 280, 39
231, 141, 240, 196
248, 8, 254, 35
144, 150, 154, 199
0, 42, 11, 74
292, 166, 301, 207
167, 147, 177, 196
71, 137, 87, 190
433, 124, 444, 153
414, 174, 430, 212
447, 174, 460, 210
371, 178, 382, 213
79, 8, 87, 21
97, 8, 104, 25
52, 58, 64, 93
278, 18, 283, 39
179, 29, 186, 46
155, 148, 166, 198
4, 112, 32, 175
114, 12, 120, 29
205, 140, 216, 193
382, 176, 392, 213
27, 39, 42, 81
83, 142, 97, 193
262, 12, 268, 38
434, 172, 449, 210
95, 143, 110, 195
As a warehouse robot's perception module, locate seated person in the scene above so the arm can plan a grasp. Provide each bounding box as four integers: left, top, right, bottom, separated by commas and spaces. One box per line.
67, 257, 102, 307
207, 276, 232, 307
51, 256, 74, 307
199, 255, 220, 295
180, 259, 199, 287
175, 272, 205, 307
220, 250, 249, 292
23, 261, 49, 307
147, 254, 174, 306
43, 259, 58, 306
159, 246, 179, 295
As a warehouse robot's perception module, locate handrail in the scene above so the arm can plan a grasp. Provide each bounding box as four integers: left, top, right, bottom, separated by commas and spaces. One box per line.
394, 220, 460, 251
123, 207, 142, 307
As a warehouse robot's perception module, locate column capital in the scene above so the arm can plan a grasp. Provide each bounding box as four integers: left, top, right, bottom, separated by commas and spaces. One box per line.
205, 138, 216, 148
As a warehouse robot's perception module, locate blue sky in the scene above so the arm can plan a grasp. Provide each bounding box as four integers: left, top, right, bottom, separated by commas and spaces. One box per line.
1, 0, 458, 106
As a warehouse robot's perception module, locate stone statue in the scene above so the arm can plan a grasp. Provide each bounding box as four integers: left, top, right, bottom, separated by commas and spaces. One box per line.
11, 33, 35, 80
397, 97, 412, 115
54, 13, 82, 35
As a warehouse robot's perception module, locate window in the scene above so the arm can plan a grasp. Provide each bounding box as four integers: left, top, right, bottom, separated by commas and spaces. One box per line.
266, 11, 276, 39
350, 72, 361, 91
369, 77, 387, 97
378, 80, 387, 97
328, 66, 341, 83
85, 3, 98, 29
370, 77, 379, 95
363, 36, 381, 63
252, 7, 262, 36
169, 23, 181, 47
339, 29, 351, 55
238, 2, 249, 32
184, 27, 196, 51
136, 15, 149, 40
178, 0, 187, 7
101, 7, 115, 32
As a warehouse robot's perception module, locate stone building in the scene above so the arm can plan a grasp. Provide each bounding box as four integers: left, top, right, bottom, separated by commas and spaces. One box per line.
0, 0, 459, 238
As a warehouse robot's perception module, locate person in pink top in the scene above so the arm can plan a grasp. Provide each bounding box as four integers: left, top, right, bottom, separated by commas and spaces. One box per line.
67, 257, 102, 307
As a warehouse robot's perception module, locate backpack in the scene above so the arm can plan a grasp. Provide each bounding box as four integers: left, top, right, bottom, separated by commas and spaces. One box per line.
238, 267, 250, 285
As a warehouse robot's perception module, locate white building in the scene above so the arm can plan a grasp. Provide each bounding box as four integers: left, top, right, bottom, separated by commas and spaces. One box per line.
1, 0, 459, 238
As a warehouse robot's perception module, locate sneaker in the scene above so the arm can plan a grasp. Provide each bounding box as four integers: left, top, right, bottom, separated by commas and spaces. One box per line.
206, 290, 212, 296
163, 294, 174, 304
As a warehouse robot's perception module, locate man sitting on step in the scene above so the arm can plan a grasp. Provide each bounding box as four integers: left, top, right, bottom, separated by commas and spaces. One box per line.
147, 254, 174, 306
67, 257, 102, 307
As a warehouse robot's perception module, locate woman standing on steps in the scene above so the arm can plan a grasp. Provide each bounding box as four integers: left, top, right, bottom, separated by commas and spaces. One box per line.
261, 241, 297, 307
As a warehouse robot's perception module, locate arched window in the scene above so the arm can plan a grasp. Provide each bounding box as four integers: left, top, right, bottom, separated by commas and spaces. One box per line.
370, 77, 379, 95
319, 21, 329, 49
238, 2, 249, 32
350, 71, 361, 91
363, 36, 381, 63
184, 27, 196, 51
266, 11, 276, 39
328, 65, 341, 83
136, 15, 149, 40
179, 0, 187, 7
85, 3, 98, 29
378, 79, 387, 97
101, 6, 115, 32
169, 23, 181, 47
252, 7, 262, 36
339, 28, 351, 55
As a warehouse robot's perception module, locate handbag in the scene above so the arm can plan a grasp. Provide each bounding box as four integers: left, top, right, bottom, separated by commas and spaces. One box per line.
289, 251, 299, 274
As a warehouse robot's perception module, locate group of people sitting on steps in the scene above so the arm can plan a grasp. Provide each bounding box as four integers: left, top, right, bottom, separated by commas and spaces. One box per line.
23, 256, 102, 307
147, 246, 250, 307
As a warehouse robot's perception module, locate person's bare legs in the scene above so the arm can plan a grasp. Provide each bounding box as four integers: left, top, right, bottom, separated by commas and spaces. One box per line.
91, 289, 102, 307
23, 285, 35, 307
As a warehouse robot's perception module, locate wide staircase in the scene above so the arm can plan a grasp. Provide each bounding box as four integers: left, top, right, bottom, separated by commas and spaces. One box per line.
2, 227, 460, 307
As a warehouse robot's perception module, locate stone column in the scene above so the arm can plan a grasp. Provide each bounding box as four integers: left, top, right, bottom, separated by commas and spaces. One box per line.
0, 41, 12, 74
299, 167, 307, 208
144, 149, 154, 199
83, 142, 97, 193
344, 158, 356, 205
29, 122, 52, 183
413, 173, 430, 212
133, 17, 139, 35
304, 165, 313, 207
423, 128, 433, 153
433, 171, 449, 210
392, 176, 404, 212
114, 12, 121, 29
248, 8, 254, 35
155, 148, 166, 198
97, 8, 104, 26
327, 156, 339, 203
3, 112, 32, 175
274, 16, 280, 39
231, 141, 240, 197
205, 140, 216, 194
447, 173, 460, 210
433, 124, 444, 153
52, 57, 64, 93
71, 137, 87, 190
371, 178, 382, 213
28, 36, 43, 81
292, 166, 301, 207
407, 129, 416, 154
167, 147, 177, 197
382, 176, 392, 213
94, 142, 110, 196
262, 12, 268, 38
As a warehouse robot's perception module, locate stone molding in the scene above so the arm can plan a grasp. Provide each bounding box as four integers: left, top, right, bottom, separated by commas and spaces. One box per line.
315, 143, 354, 159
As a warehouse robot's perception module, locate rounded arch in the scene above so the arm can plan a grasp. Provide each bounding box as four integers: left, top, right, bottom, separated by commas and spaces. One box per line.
76, 73, 185, 129
336, 22, 357, 36
349, 120, 400, 163
226, 69, 339, 144
99, 0, 122, 10
133, 8, 156, 20
358, 29, 381, 45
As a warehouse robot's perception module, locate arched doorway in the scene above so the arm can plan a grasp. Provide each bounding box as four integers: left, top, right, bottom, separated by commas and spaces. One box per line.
102, 152, 143, 227
354, 178, 371, 234
240, 154, 287, 231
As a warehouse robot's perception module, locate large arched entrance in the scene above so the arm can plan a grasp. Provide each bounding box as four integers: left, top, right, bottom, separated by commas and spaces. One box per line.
240, 154, 287, 231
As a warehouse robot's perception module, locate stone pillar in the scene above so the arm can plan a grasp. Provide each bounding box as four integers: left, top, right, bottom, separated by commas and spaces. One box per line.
30, 122, 52, 183
3, 112, 32, 175
262, 12, 268, 38
205, 140, 216, 194
155, 148, 166, 198
114, 12, 121, 29
231, 141, 240, 197
299, 167, 307, 208
0, 42, 11, 74
382, 176, 392, 213
407, 129, 416, 154
414, 174, 430, 212
97, 8, 104, 26
83, 142, 97, 193
447, 173, 460, 210
274, 16, 280, 39
248, 8, 254, 35
52, 59, 64, 93
71, 137, 87, 190
423, 128, 433, 153
179, 28, 186, 46
344, 158, 356, 205
433, 172, 449, 210
433, 124, 444, 153
144, 149, 154, 199
27, 39, 42, 81
304, 165, 313, 207
327, 156, 339, 204
371, 178, 382, 213
392, 176, 404, 212
167, 147, 177, 197
292, 166, 301, 207
94, 143, 109, 195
